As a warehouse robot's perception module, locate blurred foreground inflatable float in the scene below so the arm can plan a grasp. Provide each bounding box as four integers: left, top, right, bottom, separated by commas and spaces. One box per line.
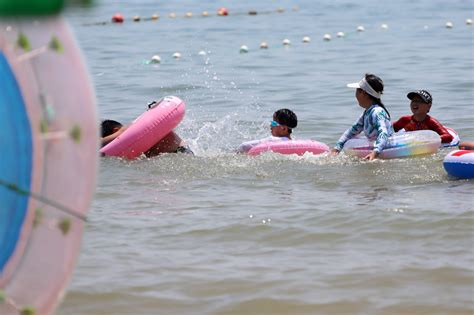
0, 1, 98, 314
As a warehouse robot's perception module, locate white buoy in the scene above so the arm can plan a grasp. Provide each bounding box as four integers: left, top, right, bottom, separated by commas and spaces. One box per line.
133, 15, 141, 22
172, 52, 181, 59
202, 11, 209, 17
445, 21, 453, 28
357, 25, 365, 32
150, 55, 161, 64
151, 14, 159, 20
240, 45, 249, 53
198, 50, 207, 56
185, 12, 193, 18
169, 12, 176, 18
260, 42, 268, 49
381, 23, 388, 29
466, 18, 473, 25
302, 36, 311, 43
323, 34, 332, 41
336, 31, 345, 38
282, 38, 291, 45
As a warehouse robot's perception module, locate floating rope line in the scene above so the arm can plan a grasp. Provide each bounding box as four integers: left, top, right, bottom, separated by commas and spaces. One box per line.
136, 18, 472, 64
0, 178, 87, 222
82, 6, 299, 26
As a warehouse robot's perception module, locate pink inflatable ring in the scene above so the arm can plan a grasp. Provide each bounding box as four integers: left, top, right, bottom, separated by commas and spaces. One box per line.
248, 139, 329, 156
100, 96, 185, 159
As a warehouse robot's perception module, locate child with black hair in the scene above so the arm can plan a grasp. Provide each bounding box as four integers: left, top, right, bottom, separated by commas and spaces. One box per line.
331, 73, 394, 160
100, 119, 193, 156
101, 119, 125, 147
237, 108, 298, 153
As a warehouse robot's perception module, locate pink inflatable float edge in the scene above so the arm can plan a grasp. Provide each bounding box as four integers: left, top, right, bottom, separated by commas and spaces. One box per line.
100, 96, 185, 159
248, 139, 329, 156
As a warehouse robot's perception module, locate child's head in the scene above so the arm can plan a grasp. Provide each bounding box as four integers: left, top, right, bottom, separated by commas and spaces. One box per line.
347, 73, 390, 117
348, 73, 384, 103
364, 74, 384, 97
101, 119, 123, 137
407, 90, 432, 117
271, 109, 297, 137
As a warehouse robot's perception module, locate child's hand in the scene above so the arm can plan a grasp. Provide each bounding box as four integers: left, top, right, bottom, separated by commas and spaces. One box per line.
116, 126, 128, 135
330, 149, 340, 156
363, 151, 379, 161
101, 125, 128, 146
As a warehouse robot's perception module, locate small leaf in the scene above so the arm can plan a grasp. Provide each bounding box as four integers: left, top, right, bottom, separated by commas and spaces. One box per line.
39, 119, 48, 133
17, 33, 31, 51
58, 218, 71, 235
33, 208, 43, 228
49, 36, 63, 53
21, 306, 36, 315
0, 290, 6, 303
69, 125, 81, 143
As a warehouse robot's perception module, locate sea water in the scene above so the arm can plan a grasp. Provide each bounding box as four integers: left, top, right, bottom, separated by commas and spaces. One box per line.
58, 0, 473, 314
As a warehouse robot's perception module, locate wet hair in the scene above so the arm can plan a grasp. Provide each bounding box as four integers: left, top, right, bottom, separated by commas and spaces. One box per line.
365, 73, 390, 118
274, 108, 298, 134
101, 119, 123, 137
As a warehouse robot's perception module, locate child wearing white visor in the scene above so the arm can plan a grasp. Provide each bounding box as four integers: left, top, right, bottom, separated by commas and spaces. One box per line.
331, 73, 394, 160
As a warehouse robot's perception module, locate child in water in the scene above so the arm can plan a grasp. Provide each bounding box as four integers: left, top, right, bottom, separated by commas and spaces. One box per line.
101, 119, 193, 156
331, 73, 394, 160
237, 108, 298, 153
392, 90, 453, 144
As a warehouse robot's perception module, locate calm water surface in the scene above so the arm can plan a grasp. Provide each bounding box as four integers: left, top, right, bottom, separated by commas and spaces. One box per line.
58, 0, 473, 314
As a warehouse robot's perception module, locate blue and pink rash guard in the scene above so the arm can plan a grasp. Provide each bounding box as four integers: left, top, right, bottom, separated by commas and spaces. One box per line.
335, 104, 394, 153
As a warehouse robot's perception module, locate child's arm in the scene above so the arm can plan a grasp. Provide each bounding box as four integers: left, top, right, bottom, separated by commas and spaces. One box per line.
236, 137, 283, 153
334, 115, 364, 152
237, 138, 267, 153
459, 141, 474, 150
427, 117, 453, 143
392, 115, 410, 132
101, 126, 128, 147
372, 109, 392, 155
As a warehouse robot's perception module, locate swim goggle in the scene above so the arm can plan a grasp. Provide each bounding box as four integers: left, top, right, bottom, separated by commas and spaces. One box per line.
270, 120, 281, 127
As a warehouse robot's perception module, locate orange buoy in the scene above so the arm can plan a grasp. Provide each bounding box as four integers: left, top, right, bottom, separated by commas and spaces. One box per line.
111, 13, 124, 23
217, 7, 228, 16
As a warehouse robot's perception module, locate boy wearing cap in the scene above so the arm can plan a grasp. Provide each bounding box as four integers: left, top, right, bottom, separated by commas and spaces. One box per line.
393, 90, 453, 144
237, 108, 298, 153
